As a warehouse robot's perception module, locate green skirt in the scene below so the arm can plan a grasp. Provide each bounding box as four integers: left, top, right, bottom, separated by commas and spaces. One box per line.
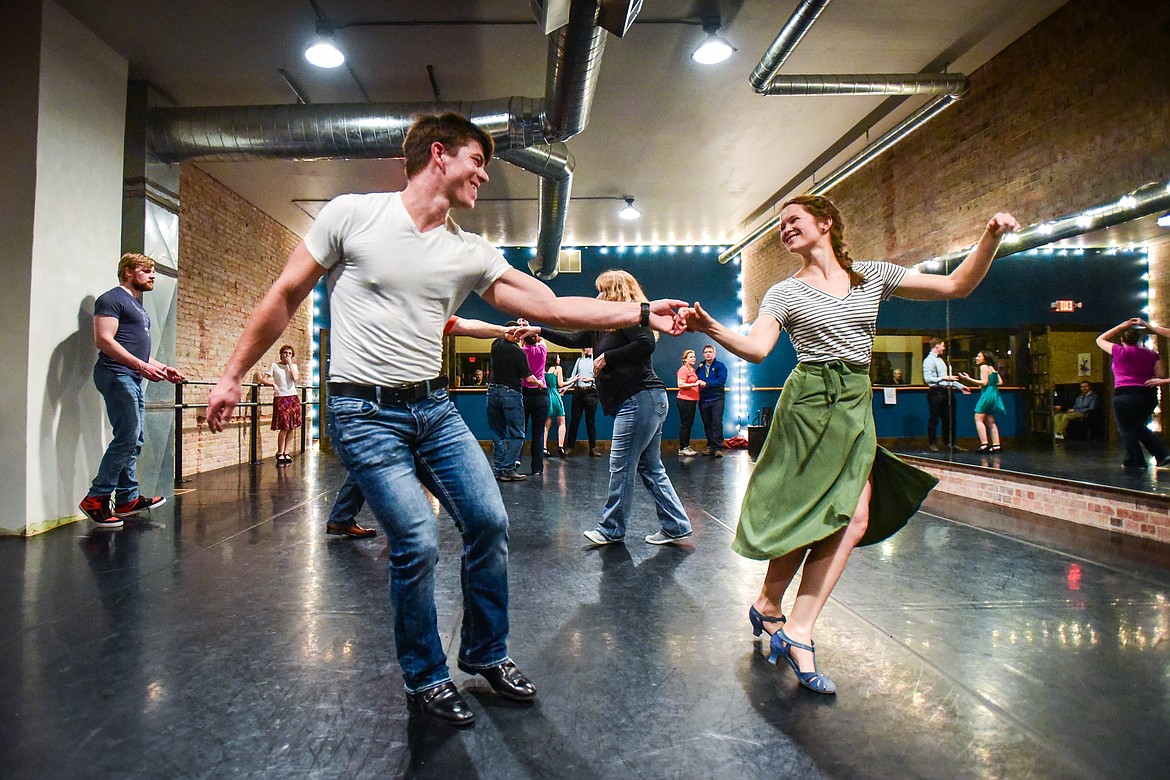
732, 361, 939, 561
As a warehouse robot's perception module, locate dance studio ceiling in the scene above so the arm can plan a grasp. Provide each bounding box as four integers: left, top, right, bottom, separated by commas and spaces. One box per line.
57, 0, 1075, 249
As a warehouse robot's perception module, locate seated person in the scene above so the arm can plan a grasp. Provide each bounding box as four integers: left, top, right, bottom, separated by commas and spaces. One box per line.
1053, 381, 1099, 440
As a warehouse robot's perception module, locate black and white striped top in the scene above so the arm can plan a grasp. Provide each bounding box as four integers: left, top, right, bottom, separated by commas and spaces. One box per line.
758, 260, 908, 365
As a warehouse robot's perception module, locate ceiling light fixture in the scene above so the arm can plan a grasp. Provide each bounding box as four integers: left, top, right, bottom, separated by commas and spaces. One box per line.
305, 22, 345, 68
618, 197, 641, 221
691, 16, 735, 65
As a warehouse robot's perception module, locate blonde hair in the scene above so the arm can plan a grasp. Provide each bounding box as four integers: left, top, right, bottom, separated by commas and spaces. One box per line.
118, 253, 155, 282
595, 269, 648, 303
681, 349, 695, 363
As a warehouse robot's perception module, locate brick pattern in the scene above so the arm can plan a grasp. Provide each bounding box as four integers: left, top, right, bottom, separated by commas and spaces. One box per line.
176, 164, 311, 476
912, 459, 1170, 543
743, 0, 1170, 318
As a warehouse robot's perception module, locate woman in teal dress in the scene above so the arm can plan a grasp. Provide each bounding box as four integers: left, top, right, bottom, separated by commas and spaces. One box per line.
543, 352, 568, 456
959, 351, 1005, 452
686, 195, 1019, 695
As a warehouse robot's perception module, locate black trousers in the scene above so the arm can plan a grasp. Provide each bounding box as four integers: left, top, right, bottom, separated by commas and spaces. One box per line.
699, 396, 725, 449
677, 398, 697, 448
927, 386, 958, 446
566, 387, 598, 449
522, 387, 550, 473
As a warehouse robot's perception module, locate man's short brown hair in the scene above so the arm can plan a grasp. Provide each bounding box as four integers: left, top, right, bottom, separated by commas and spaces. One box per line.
403, 112, 494, 178
118, 253, 155, 282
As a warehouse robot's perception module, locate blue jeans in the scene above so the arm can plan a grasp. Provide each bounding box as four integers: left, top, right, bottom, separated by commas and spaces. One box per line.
597, 388, 692, 540
89, 365, 145, 503
486, 385, 525, 475
326, 389, 510, 693
328, 473, 365, 523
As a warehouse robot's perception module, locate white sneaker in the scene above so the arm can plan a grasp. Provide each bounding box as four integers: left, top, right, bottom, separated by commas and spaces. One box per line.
1054, 433, 1065, 440
645, 531, 691, 545
679, 447, 698, 456
583, 529, 620, 545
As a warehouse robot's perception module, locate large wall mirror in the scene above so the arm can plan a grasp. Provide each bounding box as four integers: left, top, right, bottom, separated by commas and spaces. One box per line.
884, 204, 1169, 499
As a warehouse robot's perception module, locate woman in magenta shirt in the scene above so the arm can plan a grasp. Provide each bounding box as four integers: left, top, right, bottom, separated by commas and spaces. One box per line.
1096, 318, 1170, 470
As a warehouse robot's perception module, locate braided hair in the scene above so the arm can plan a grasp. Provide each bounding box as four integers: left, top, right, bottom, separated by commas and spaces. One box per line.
782, 195, 866, 287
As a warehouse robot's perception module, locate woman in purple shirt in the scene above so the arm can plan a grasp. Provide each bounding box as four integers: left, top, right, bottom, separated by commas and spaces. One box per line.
1096, 318, 1170, 470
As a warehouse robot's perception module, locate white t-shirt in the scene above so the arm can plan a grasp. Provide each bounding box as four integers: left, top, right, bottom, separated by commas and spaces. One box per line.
305, 192, 511, 385
758, 260, 907, 365
268, 363, 298, 396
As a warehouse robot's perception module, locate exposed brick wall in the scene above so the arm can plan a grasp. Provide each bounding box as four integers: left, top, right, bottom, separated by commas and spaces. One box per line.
911, 457, 1170, 543
744, 0, 1170, 318
176, 164, 310, 476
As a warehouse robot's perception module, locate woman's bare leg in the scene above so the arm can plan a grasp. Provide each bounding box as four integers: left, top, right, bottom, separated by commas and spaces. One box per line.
783, 478, 872, 672
974, 413, 988, 445
752, 549, 807, 632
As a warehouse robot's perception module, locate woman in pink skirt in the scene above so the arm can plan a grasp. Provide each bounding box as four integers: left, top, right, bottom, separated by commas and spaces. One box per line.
261, 344, 302, 465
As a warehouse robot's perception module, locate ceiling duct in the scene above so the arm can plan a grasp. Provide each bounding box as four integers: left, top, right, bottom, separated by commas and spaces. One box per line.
723, 0, 972, 263
762, 73, 969, 97
148, 0, 621, 279
748, 0, 833, 93
597, 0, 643, 37
543, 0, 609, 143
498, 144, 575, 280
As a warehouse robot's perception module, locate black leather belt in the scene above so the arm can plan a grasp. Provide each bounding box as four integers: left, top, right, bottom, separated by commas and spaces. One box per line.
328, 376, 448, 405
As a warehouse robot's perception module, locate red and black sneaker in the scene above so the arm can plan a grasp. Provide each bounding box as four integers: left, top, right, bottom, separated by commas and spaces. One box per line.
79, 496, 121, 529
113, 495, 167, 517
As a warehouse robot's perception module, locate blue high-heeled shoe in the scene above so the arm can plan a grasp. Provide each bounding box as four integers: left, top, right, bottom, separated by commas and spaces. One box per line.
748, 605, 787, 637
768, 629, 837, 695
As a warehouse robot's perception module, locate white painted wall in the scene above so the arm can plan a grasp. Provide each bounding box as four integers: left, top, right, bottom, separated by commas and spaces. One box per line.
24, 0, 127, 533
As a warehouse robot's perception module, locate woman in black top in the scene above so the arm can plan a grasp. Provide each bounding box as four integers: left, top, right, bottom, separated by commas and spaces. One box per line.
540, 270, 693, 545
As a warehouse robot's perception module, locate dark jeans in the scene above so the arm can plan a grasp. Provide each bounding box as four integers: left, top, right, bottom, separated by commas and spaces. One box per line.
486, 385, 525, 475
927, 387, 958, 446
1113, 387, 1170, 468
329, 473, 365, 523
523, 387, 550, 473
677, 398, 697, 448
566, 387, 598, 449
699, 396, 725, 449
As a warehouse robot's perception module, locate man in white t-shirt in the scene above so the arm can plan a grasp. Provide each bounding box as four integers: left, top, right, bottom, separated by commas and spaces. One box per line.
206, 112, 688, 727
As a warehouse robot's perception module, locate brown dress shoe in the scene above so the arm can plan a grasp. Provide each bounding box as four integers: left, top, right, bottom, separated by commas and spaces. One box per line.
326, 520, 377, 538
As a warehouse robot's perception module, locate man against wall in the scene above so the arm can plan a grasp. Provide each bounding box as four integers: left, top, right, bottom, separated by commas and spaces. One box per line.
1054, 380, 1100, 439
923, 338, 969, 452
563, 346, 600, 456
79, 254, 185, 528
206, 112, 687, 727
697, 344, 727, 457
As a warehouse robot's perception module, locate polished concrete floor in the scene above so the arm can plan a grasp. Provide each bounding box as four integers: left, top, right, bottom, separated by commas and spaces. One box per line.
3, 449, 1169, 779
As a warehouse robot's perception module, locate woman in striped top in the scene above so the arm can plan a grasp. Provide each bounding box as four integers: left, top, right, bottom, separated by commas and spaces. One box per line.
686, 195, 1018, 694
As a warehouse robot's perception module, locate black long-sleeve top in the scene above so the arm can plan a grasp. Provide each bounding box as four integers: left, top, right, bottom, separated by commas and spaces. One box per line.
489, 338, 530, 390
541, 326, 664, 416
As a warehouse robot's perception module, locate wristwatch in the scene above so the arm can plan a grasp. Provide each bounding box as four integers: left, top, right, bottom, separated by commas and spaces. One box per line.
640, 301, 650, 327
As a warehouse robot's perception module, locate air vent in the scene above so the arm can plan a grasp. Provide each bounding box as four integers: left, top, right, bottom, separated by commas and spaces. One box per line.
558, 248, 582, 273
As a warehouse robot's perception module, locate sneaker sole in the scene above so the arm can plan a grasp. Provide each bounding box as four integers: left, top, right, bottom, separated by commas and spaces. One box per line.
646, 534, 692, 545
113, 497, 167, 517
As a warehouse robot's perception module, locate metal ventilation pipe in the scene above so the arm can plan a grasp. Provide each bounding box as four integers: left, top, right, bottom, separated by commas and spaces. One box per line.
748, 0, 833, 92
718, 92, 965, 264
148, 99, 544, 163
929, 178, 1170, 266
544, 0, 609, 142
497, 144, 575, 280
762, 73, 970, 97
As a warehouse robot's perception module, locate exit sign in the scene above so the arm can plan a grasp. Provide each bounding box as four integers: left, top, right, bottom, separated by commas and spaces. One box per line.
1050, 300, 1081, 313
